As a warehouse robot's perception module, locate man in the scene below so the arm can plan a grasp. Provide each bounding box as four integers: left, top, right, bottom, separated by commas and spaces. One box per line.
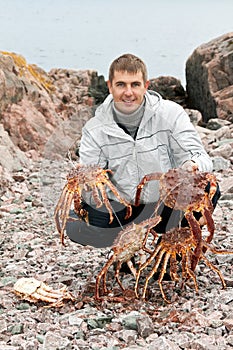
66, 53, 220, 247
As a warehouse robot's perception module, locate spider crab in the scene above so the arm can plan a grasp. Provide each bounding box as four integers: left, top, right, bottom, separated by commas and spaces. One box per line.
13, 277, 75, 307
54, 164, 132, 245
135, 226, 233, 303
135, 167, 218, 270
95, 216, 162, 300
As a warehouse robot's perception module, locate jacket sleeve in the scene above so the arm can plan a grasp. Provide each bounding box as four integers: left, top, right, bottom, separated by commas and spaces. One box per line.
78, 126, 108, 205
79, 126, 107, 168
168, 104, 213, 172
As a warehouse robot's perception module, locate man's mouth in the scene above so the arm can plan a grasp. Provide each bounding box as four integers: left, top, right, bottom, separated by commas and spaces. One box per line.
123, 99, 134, 104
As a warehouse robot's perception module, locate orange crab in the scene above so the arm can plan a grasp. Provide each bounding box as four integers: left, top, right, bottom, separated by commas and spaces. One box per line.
135, 226, 233, 303
95, 216, 162, 300
135, 168, 218, 270
54, 164, 132, 245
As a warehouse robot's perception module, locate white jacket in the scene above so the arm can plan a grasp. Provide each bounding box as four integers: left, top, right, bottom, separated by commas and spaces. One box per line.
79, 91, 213, 204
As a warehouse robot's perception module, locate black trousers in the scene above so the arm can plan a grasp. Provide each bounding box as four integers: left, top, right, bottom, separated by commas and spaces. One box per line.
66, 184, 221, 248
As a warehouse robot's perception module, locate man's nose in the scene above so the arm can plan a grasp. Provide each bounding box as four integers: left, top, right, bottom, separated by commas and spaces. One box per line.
124, 85, 133, 95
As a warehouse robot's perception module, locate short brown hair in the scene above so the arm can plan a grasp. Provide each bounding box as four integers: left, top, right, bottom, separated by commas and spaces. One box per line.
108, 53, 148, 83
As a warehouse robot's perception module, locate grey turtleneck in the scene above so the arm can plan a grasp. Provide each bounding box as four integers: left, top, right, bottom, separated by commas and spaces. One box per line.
112, 100, 145, 139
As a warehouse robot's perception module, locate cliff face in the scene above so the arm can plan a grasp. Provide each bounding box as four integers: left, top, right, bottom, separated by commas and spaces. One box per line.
186, 32, 233, 123
0, 52, 97, 166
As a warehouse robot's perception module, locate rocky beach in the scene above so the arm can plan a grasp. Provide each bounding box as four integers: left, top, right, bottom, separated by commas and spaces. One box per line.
0, 32, 233, 349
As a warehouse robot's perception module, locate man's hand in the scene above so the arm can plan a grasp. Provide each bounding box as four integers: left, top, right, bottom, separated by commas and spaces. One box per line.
181, 160, 199, 172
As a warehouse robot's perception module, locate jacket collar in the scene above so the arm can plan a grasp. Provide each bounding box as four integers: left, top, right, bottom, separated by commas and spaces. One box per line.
95, 91, 162, 139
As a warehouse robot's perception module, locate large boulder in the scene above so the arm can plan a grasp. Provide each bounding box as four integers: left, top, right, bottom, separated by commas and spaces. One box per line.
0, 124, 28, 173
186, 32, 233, 123
0, 52, 96, 158
149, 76, 186, 106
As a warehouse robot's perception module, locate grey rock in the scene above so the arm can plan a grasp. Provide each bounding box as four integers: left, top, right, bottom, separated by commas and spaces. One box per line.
186, 32, 233, 122
226, 334, 233, 346
148, 336, 181, 350
206, 118, 231, 130
43, 331, 70, 349
68, 314, 84, 326
116, 329, 137, 344
86, 316, 113, 329
10, 324, 24, 335
121, 315, 138, 330
136, 315, 154, 338
212, 156, 231, 171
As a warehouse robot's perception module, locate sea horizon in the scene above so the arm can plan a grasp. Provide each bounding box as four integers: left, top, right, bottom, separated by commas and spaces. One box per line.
0, 0, 232, 85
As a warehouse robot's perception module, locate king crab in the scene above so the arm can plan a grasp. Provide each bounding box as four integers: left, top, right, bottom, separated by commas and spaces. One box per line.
135, 226, 233, 303
54, 164, 132, 245
135, 168, 218, 270
95, 216, 162, 300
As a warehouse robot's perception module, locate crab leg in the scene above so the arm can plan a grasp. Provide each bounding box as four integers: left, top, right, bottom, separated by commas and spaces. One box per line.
135, 243, 162, 297
135, 172, 163, 206
140, 246, 166, 299
105, 180, 132, 219
201, 255, 226, 289
73, 191, 82, 213
95, 254, 116, 299
115, 261, 126, 291
91, 184, 103, 208
54, 188, 74, 245
169, 252, 180, 282
157, 252, 171, 303
181, 250, 199, 292
54, 185, 70, 233
185, 211, 202, 271
97, 182, 114, 223
201, 194, 215, 253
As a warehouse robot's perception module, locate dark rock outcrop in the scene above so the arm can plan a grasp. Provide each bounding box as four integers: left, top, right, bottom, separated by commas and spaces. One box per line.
149, 76, 187, 106
186, 32, 233, 123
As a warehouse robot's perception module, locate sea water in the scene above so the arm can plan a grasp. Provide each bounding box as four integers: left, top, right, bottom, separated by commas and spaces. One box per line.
0, 0, 232, 85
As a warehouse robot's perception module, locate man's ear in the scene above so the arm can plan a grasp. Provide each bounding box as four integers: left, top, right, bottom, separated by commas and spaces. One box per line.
145, 80, 150, 89
107, 80, 112, 93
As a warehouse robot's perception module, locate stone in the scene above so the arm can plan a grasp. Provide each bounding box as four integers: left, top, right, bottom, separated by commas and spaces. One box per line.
211, 156, 231, 171
136, 315, 154, 338
0, 319, 7, 333
10, 324, 24, 335
206, 118, 232, 130
0, 124, 28, 172
43, 331, 70, 349
116, 329, 137, 344
186, 32, 233, 122
121, 314, 139, 330
209, 142, 233, 158
185, 108, 203, 126
149, 75, 186, 105
227, 334, 233, 346
148, 336, 180, 350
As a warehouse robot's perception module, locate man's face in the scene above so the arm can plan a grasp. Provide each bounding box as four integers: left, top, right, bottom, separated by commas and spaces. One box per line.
107, 70, 149, 114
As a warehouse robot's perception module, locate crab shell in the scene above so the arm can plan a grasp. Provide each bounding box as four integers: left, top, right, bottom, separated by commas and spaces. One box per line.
13, 277, 74, 306
14, 277, 43, 295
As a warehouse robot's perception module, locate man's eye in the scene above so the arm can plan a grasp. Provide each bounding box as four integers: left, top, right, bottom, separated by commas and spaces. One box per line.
116, 82, 124, 87
132, 82, 140, 87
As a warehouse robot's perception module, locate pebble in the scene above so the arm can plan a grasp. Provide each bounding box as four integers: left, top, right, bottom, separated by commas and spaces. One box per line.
0, 154, 233, 349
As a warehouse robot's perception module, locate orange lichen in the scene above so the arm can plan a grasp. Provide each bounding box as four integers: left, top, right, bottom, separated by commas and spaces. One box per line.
0, 51, 54, 93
